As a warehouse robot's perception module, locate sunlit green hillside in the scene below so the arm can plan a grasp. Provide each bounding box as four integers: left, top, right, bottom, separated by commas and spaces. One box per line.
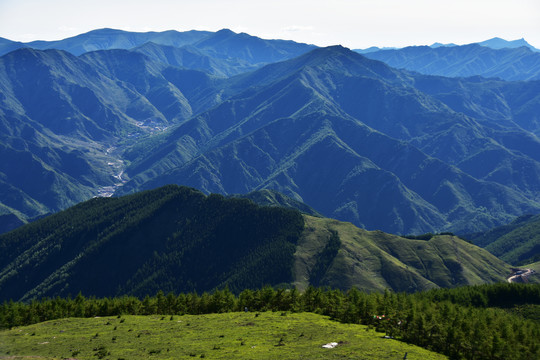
294, 216, 511, 292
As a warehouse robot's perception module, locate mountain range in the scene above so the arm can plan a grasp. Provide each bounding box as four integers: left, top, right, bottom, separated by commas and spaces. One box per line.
360, 43, 540, 81
476, 37, 538, 51
356, 37, 539, 54
0, 28, 316, 65
0, 29, 315, 233
115, 45, 540, 234
1, 29, 540, 237
0, 185, 512, 302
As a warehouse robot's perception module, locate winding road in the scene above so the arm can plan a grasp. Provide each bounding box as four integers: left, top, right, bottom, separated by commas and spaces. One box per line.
507, 268, 535, 283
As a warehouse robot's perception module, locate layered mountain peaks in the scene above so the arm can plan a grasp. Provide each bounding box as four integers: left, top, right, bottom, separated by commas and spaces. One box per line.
1, 30, 540, 236
361, 41, 540, 80
478, 37, 537, 50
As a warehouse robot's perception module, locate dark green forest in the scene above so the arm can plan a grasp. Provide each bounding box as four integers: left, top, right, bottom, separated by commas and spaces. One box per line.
3, 183, 519, 303
0, 185, 305, 300
1, 283, 539, 360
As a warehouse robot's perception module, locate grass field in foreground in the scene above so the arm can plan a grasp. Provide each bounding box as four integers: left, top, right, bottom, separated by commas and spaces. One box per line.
0, 312, 447, 359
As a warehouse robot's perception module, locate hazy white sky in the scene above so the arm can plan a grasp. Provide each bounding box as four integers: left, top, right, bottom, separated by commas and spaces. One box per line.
1, 0, 539, 49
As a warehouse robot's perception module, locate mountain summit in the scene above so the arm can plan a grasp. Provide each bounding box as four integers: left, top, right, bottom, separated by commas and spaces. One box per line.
478, 37, 538, 51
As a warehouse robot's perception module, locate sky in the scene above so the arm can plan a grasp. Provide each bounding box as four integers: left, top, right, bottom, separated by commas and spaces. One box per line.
1, 0, 539, 49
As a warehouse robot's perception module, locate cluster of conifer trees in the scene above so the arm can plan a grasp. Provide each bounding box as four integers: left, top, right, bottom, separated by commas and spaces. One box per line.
1, 283, 538, 360
0, 186, 305, 300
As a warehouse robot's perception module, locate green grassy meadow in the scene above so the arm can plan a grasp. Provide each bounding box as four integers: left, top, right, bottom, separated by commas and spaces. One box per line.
0, 312, 446, 359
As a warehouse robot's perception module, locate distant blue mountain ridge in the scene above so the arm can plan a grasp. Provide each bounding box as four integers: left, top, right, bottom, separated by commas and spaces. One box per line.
2, 30, 537, 57
0, 28, 316, 58
477, 37, 537, 51
356, 40, 540, 81
354, 37, 539, 53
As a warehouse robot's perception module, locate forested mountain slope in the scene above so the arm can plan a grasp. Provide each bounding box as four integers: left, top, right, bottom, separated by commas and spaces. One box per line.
0, 185, 512, 302
0, 185, 304, 301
